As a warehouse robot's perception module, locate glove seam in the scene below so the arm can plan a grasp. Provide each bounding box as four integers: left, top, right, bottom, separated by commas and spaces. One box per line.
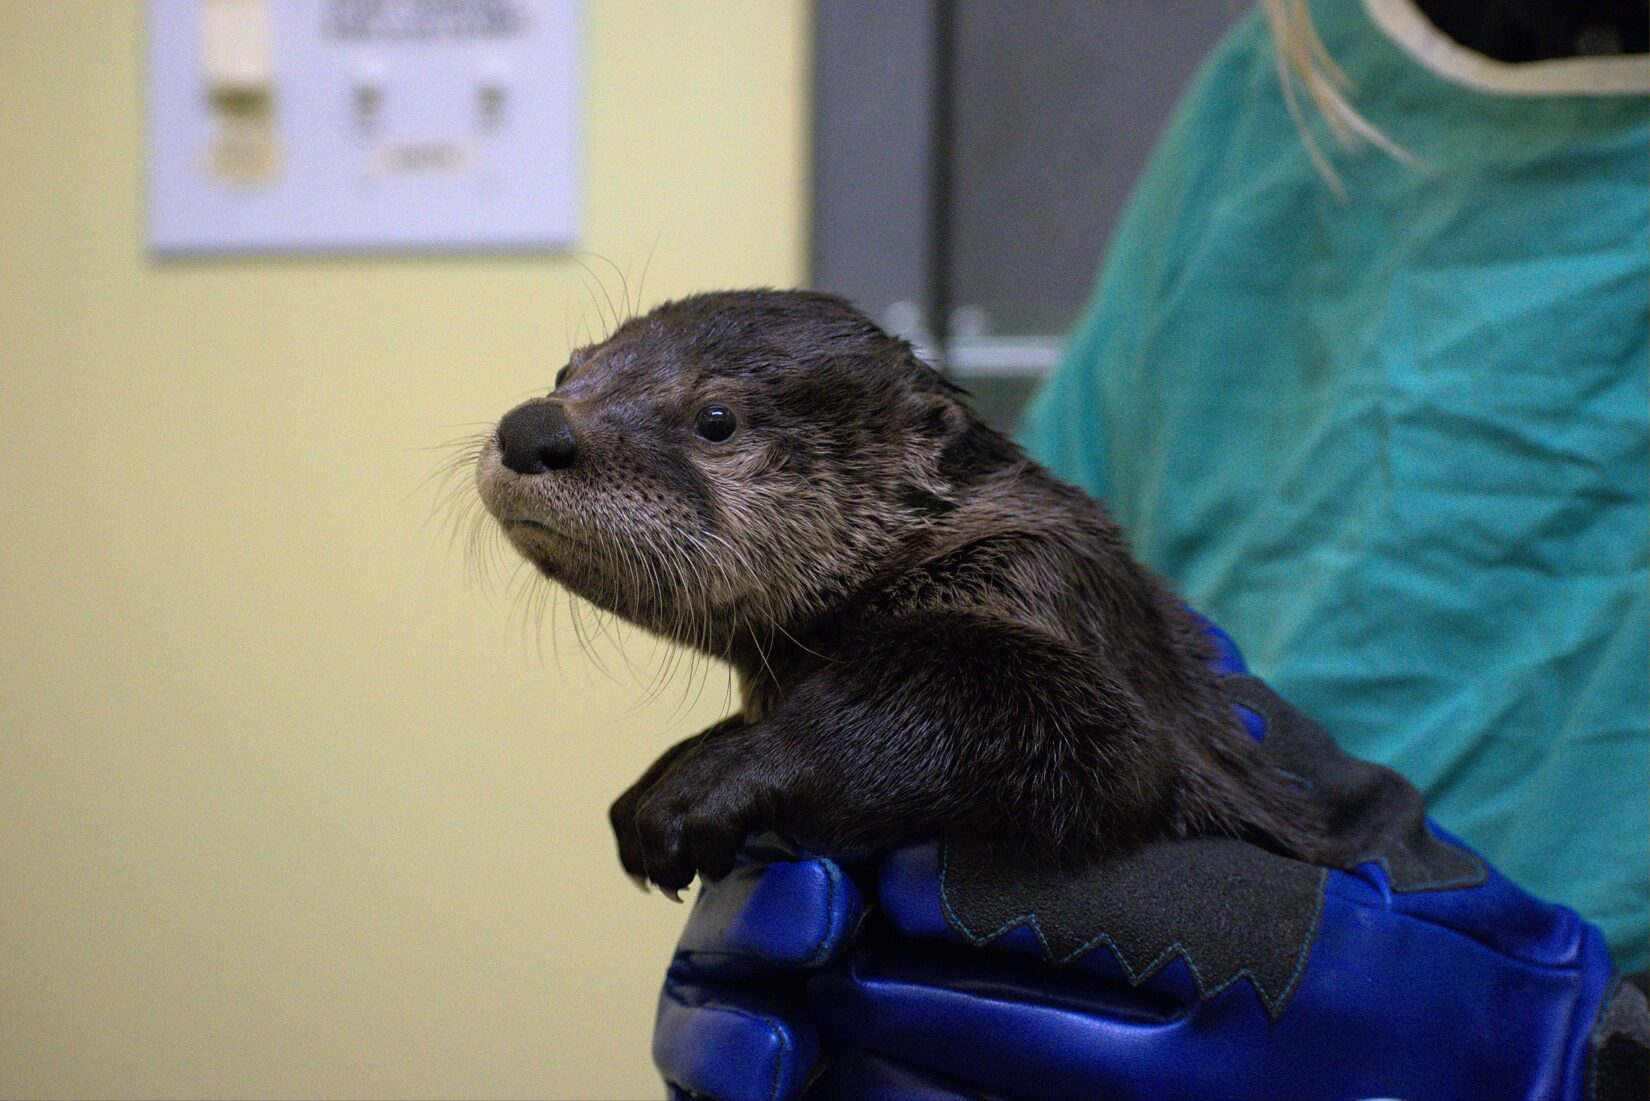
666, 990, 789, 1101
936, 840, 1328, 1019
800, 858, 844, 969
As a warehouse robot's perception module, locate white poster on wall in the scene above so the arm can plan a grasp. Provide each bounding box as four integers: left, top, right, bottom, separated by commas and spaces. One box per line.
148, 0, 580, 254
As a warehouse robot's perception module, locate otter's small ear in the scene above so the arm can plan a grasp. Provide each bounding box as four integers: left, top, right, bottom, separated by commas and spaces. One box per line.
914, 390, 971, 442
914, 392, 1021, 486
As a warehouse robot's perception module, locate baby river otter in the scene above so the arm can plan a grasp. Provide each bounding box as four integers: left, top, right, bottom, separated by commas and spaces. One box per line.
476, 289, 1325, 895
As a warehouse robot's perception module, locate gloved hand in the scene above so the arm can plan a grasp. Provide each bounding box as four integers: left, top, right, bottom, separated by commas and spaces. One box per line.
650, 625, 1648, 1101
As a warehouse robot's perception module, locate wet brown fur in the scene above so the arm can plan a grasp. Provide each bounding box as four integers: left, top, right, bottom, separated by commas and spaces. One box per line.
475, 289, 1327, 892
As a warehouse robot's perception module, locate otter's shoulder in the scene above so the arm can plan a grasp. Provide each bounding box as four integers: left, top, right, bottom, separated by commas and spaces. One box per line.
861, 498, 1098, 618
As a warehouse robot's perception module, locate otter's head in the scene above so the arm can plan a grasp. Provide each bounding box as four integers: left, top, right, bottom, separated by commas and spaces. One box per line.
475, 289, 1015, 652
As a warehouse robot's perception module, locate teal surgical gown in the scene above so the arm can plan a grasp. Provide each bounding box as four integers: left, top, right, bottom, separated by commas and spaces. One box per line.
1019, 0, 1650, 969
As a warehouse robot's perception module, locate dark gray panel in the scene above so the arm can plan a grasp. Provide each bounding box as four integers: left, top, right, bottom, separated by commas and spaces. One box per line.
810, 0, 940, 330
947, 0, 1245, 336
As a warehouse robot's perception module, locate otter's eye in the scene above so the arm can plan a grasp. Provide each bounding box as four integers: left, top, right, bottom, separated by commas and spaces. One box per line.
554, 365, 570, 388
694, 404, 737, 442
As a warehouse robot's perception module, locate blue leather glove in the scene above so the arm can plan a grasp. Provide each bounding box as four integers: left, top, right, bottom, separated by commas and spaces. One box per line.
651, 626, 1647, 1101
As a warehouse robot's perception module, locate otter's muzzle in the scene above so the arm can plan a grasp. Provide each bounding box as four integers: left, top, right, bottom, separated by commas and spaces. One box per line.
498, 401, 578, 474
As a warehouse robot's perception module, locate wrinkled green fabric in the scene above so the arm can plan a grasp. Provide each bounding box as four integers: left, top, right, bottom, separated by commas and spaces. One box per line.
1019, 1, 1648, 968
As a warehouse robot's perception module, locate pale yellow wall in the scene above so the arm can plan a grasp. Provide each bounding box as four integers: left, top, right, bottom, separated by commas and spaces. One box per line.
0, 3, 810, 1098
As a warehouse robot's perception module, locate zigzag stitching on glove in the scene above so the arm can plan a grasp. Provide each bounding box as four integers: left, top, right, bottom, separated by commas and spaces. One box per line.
936, 841, 1328, 1019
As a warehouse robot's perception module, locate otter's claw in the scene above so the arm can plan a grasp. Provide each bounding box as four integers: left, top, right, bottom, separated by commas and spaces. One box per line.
631, 758, 767, 896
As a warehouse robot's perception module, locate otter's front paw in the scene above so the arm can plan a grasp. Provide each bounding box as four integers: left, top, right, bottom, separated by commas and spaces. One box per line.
631, 757, 770, 896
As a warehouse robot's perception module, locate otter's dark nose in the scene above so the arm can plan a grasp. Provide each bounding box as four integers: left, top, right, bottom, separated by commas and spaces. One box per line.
497, 402, 578, 474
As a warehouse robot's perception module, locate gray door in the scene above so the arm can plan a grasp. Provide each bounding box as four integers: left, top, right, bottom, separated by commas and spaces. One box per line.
811, 0, 1247, 430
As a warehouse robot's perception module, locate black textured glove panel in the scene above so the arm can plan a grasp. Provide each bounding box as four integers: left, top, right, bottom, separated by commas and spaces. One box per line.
937, 673, 1488, 1020
940, 835, 1326, 1018
1224, 675, 1487, 891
